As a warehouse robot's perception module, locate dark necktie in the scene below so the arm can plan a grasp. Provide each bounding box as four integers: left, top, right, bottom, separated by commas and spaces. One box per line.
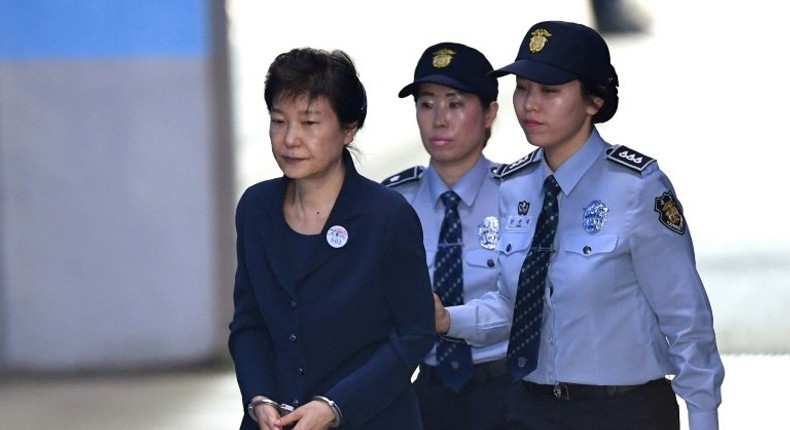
434, 191, 473, 392
507, 175, 561, 381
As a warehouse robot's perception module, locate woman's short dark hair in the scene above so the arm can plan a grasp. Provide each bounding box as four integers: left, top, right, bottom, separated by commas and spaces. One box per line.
264, 48, 368, 130
581, 65, 619, 124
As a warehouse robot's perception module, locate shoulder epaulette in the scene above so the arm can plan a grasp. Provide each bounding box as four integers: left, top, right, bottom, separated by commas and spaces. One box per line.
489, 163, 503, 176
606, 145, 656, 173
381, 166, 425, 187
492, 150, 540, 179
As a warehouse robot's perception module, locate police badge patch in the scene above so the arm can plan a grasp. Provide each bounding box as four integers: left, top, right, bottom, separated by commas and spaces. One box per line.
583, 200, 608, 234
478, 216, 500, 250
518, 201, 530, 216
654, 191, 685, 235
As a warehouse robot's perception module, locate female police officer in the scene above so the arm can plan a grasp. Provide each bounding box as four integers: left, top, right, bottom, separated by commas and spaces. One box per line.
489, 21, 724, 430
383, 42, 510, 430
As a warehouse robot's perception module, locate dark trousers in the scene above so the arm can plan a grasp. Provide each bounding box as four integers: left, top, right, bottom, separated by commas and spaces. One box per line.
507, 378, 680, 430
414, 359, 510, 430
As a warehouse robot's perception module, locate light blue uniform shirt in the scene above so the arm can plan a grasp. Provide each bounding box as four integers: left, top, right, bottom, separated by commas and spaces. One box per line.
474, 129, 723, 430
383, 156, 509, 365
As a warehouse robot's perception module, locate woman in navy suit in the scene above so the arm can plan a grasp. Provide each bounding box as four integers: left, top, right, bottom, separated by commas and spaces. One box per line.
229, 48, 436, 430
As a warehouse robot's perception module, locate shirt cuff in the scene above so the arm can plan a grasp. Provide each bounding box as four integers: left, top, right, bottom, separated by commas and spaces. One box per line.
445, 305, 475, 340
688, 408, 719, 430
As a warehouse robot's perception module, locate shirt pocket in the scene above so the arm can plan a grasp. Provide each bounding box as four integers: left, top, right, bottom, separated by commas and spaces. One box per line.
497, 230, 534, 256
559, 232, 619, 257
465, 248, 498, 269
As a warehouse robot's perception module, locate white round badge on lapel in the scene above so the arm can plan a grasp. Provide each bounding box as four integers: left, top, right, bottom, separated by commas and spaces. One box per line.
326, 225, 349, 248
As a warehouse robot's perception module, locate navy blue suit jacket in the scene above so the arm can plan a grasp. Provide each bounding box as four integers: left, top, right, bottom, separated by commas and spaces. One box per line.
229, 150, 435, 429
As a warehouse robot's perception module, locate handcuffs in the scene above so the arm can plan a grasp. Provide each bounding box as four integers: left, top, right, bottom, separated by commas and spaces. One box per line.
247, 397, 294, 421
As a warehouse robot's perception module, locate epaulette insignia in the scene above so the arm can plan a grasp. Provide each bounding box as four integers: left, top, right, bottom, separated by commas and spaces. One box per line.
492, 150, 540, 179
606, 145, 655, 173
382, 166, 425, 187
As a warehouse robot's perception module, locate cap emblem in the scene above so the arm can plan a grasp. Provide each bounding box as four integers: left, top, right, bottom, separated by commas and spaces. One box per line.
432, 49, 456, 68
528, 28, 552, 53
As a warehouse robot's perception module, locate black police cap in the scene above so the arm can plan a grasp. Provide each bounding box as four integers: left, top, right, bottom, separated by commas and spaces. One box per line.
491, 21, 617, 87
399, 42, 498, 102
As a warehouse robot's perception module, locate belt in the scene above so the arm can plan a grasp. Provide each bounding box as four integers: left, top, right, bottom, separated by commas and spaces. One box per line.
522, 378, 668, 401
420, 358, 508, 384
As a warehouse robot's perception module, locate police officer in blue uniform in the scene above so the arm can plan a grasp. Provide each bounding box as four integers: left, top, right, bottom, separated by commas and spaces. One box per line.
382, 42, 510, 430
487, 21, 724, 430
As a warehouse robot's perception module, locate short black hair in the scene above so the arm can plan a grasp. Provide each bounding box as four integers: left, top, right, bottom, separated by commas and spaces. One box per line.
264, 47, 367, 130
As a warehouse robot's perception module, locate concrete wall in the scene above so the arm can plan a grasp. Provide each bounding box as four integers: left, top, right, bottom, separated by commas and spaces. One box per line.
0, 0, 235, 372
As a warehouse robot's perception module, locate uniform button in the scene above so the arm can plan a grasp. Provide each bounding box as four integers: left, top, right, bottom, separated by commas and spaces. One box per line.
486, 259, 495, 267
297, 367, 305, 375
583, 246, 592, 255
506, 244, 512, 252
288, 333, 297, 343
293, 399, 300, 406
289, 300, 297, 309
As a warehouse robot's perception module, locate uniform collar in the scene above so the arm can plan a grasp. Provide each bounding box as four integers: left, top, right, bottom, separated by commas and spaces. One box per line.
426, 155, 493, 209
550, 128, 607, 194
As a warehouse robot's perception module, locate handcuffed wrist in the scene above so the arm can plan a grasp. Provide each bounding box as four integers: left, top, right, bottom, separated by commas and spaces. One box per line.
312, 395, 343, 428
247, 396, 280, 423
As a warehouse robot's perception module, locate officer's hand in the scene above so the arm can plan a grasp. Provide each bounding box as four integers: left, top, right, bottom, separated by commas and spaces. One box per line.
433, 293, 451, 334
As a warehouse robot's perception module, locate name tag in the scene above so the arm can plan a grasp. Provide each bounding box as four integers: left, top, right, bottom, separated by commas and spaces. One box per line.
506, 215, 532, 232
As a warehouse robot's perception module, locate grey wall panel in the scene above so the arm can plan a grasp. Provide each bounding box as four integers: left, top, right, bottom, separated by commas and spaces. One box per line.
0, 59, 229, 370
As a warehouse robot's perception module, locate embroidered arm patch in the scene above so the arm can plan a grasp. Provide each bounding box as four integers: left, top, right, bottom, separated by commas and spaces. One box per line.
654, 191, 685, 234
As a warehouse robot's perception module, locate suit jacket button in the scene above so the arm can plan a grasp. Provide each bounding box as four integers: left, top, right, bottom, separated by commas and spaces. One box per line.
288, 333, 297, 343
